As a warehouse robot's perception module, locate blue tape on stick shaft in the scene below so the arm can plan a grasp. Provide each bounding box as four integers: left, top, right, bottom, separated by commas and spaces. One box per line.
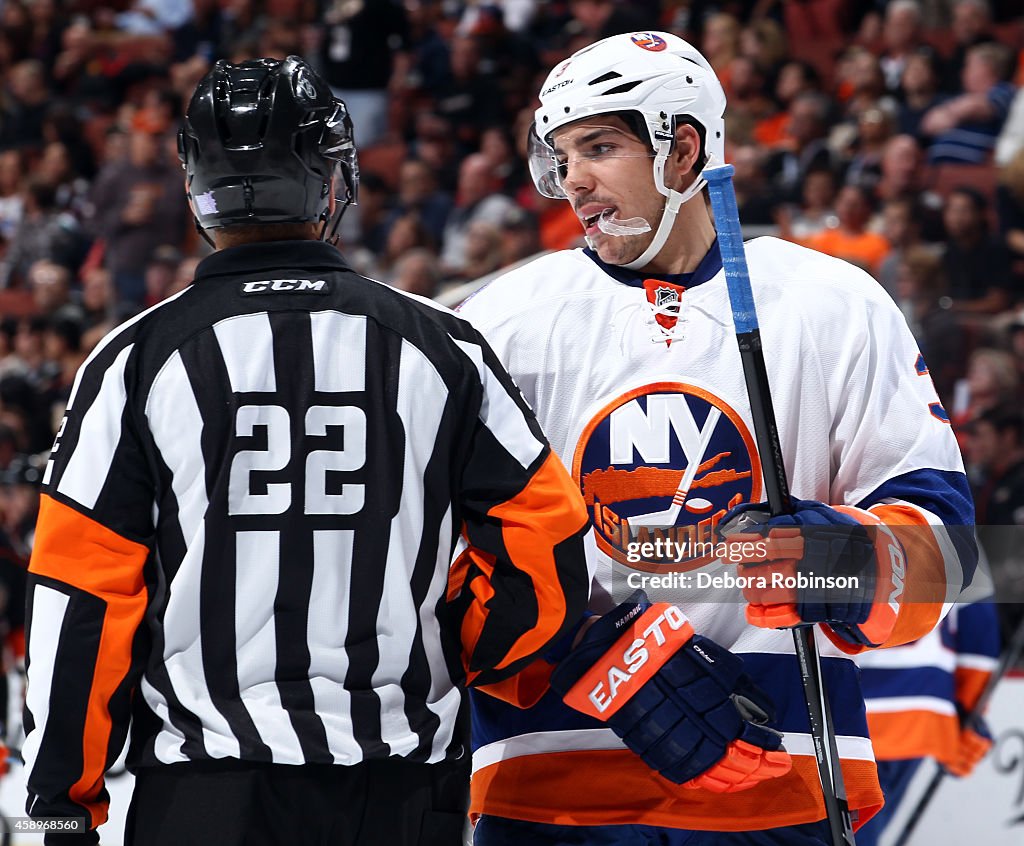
704, 165, 759, 334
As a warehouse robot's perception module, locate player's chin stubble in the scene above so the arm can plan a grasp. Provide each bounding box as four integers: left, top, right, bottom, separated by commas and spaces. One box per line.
600, 232, 652, 267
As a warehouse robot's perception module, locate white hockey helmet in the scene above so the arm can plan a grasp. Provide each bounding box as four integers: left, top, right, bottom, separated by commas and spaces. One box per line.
528, 31, 727, 269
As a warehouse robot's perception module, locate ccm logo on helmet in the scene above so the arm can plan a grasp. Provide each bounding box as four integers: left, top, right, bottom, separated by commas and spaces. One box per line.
241, 279, 329, 294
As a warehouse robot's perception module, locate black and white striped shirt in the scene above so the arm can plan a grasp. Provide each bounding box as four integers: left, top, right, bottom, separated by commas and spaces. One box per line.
24, 240, 590, 828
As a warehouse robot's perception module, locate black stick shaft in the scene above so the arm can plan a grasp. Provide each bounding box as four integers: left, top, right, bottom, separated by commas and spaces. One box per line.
707, 164, 855, 846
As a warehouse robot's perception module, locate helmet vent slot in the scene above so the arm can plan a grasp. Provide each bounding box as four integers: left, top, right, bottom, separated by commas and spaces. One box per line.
601, 80, 643, 96
588, 71, 621, 86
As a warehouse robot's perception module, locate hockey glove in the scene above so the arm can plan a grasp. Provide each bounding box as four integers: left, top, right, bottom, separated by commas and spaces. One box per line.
549, 590, 792, 792
719, 499, 907, 648
945, 714, 993, 778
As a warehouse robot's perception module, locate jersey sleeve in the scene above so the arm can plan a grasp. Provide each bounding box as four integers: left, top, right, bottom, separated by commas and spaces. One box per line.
446, 329, 592, 688
950, 600, 1001, 713
824, 277, 976, 652
24, 328, 153, 832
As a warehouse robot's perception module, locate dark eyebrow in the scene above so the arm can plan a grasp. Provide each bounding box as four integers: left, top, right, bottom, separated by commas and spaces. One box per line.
553, 128, 620, 158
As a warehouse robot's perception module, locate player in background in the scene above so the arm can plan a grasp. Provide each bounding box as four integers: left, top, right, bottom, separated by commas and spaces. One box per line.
21, 57, 591, 846
458, 31, 977, 845
854, 599, 1001, 846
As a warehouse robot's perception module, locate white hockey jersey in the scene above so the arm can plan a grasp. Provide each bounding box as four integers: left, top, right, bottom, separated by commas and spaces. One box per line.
458, 237, 976, 831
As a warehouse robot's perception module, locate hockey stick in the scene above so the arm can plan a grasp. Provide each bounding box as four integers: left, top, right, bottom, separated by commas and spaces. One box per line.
704, 164, 856, 846
892, 609, 1024, 846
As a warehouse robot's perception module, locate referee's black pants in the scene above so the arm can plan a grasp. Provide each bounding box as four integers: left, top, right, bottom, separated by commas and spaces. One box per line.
125, 757, 469, 846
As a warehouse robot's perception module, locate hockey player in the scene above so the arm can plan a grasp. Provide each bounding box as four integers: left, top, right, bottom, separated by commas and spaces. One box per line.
855, 599, 1001, 845
21, 57, 591, 845
458, 32, 977, 845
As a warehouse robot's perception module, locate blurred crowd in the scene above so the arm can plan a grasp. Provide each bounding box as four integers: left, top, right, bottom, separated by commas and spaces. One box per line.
0, 0, 1022, 602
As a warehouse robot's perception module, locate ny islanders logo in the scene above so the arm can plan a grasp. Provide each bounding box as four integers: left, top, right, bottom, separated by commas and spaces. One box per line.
631, 33, 668, 52
572, 383, 761, 572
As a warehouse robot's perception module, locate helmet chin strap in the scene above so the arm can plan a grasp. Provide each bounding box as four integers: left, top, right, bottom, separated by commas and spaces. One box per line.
621, 173, 706, 271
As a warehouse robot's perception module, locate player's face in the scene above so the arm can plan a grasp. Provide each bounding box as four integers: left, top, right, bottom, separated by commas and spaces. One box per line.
552, 116, 663, 266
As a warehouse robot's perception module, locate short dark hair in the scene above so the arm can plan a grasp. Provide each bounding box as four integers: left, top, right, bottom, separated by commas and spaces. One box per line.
972, 405, 1023, 441
215, 222, 321, 247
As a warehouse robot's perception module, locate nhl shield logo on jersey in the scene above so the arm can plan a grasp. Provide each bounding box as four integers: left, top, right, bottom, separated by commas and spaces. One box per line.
572, 383, 761, 572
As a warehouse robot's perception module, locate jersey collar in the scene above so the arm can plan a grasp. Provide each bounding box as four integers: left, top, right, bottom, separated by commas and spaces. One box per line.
195, 240, 351, 281
583, 238, 723, 290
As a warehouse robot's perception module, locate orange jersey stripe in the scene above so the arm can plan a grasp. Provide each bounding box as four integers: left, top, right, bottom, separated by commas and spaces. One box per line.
481, 451, 589, 675
866, 709, 960, 764
470, 748, 882, 832
29, 494, 150, 828
954, 666, 993, 712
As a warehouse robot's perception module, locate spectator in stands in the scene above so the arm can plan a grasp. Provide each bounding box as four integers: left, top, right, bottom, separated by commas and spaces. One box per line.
0, 452, 41, 555
480, 126, 524, 196
318, 0, 409, 147
923, 41, 1016, 164
455, 219, 504, 283
803, 182, 891, 275
440, 151, 515, 276
942, 186, 1013, 314
776, 166, 838, 240
0, 179, 87, 289
879, 0, 926, 92
26, 261, 80, 321
725, 55, 773, 141
764, 91, 835, 203
838, 47, 896, 123
0, 59, 49, 148
845, 104, 897, 191
379, 211, 436, 280
700, 12, 740, 82
997, 147, 1024, 281
169, 255, 199, 297
36, 141, 91, 217
967, 405, 1024, 526
461, 5, 540, 122
878, 195, 927, 298
995, 86, 1024, 166
730, 145, 776, 226
952, 348, 1019, 439
739, 18, 788, 77
498, 206, 541, 268
754, 60, 822, 149
558, 0, 649, 53
0, 372, 50, 453
895, 245, 963, 402
79, 266, 119, 352
142, 244, 183, 307
83, 106, 188, 306
945, 0, 996, 92
436, 33, 508, 155
40, 314, 84, 406
411, 112, 459, 191
384, 158, 452, 248
390, 247, 441, 299
897, 46, 948, 138
0, 149, 23, 246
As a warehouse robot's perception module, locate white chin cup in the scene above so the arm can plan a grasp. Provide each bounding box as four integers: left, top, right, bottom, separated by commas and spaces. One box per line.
596, 210, 652, 236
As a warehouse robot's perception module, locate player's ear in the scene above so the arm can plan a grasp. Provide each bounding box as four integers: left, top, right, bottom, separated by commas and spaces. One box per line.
666, 123, 702, 191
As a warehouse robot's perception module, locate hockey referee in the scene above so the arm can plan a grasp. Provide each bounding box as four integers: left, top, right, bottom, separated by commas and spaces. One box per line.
21, 57, 591, 846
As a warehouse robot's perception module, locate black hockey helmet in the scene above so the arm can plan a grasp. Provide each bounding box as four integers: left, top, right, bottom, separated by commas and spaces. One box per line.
178, 56, 358, 241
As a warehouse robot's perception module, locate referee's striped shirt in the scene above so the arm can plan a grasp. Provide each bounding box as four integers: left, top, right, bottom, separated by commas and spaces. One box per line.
24, 240, 591, 829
